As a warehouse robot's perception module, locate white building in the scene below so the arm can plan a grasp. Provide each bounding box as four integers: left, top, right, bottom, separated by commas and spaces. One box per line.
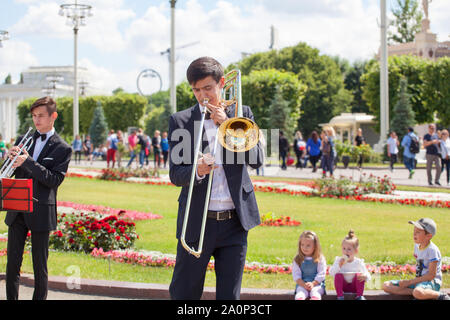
0, 66, 106, 142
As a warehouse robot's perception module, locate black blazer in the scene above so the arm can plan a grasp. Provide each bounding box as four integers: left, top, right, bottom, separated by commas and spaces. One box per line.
4, 132, 72, 232
168, 103, 263, 242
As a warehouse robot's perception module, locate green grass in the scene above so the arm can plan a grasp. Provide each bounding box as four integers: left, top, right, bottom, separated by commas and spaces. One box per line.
0, 176, 449, 289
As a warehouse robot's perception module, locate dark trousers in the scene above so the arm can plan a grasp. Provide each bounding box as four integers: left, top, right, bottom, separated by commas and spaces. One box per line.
321, 154, 334, 176
443, 158, 450, 184
6, 213, 50, 300
309, 155, 321, 171
280, 151, 287, 170
295, 151, 304, 168
389, 154, 397, 170
169, 215, 248, 300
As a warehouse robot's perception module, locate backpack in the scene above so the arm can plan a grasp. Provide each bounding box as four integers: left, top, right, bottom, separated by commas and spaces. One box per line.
409, 135, 420, 154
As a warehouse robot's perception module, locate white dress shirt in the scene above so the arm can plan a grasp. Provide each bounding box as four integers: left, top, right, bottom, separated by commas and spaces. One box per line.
32, 128, 55, 161
196, 105, 235, 211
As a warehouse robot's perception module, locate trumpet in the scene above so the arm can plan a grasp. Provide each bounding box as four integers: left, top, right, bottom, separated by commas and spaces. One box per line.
0, 127, 34, 179
180, 69, 260, 258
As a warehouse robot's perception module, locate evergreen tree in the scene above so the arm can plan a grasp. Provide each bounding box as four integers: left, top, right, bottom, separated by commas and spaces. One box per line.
390, 78, 416, 141
4, 74, 11, 84
89, 101, 108, 148
388, 0, 423, 44
268, 86, 294, 137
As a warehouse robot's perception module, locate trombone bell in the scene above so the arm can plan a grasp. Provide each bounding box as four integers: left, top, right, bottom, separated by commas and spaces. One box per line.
218, 117, 260, 152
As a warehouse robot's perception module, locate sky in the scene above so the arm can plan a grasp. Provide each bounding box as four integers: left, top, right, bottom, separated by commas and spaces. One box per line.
0, 0, 449, 95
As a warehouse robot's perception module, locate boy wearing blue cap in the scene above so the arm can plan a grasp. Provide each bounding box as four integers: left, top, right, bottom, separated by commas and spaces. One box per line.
383, 218, 449, 300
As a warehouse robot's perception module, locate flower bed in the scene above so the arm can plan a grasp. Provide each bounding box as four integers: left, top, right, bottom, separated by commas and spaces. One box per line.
50, 211, 138, 253
57, 201, 163, 221
314, 174, 396, 197
90, 248, 450, 276
259, 212, 301, 227
67, 169, 450, 208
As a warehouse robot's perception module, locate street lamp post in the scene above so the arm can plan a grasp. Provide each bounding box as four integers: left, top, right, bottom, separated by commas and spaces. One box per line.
43, 74, 64, 97
59, 1, 92, 138
0, 30, 9, 48
376, 0, 389, 152
169, 0, 177, 114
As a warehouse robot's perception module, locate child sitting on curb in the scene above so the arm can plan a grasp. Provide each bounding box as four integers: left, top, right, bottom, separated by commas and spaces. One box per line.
292, 230, 327, 300
329, 230, 371, 300
383, 218, 449, 300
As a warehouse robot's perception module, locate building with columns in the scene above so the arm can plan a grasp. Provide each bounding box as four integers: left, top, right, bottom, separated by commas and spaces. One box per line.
0, 66, 105, 142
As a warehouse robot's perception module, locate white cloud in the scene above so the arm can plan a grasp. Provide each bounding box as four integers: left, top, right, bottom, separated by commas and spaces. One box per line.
5, 0, 450, 95
11, 0, 135, 52
0, 40, 39, 83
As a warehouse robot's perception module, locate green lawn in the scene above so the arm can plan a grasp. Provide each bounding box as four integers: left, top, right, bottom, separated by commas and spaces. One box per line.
0, 176, 449, 289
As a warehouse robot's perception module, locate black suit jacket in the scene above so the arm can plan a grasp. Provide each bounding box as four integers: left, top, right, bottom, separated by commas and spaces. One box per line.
4, 132, 72, 232
168, 103, 263, 242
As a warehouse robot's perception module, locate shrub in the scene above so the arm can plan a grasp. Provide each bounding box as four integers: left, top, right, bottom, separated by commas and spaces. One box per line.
314, 174, 396, 197
49, 212, 138, 253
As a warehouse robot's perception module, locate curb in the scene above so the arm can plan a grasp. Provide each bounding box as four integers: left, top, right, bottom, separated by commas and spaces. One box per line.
4, 273, 448, 300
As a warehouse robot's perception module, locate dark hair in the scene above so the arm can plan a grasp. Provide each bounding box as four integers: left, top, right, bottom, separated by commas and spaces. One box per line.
311, 130, 318, 143
30, 96, 57, 115
343, 229, 359, 249
186, 56, 224, 85
408, 127, 414, 132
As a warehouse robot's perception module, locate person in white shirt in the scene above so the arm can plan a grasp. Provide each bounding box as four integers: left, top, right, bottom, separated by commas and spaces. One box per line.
329, 230, 371, 300
439, 129, 450, 186
292, 230, 327, 300
387, 131, 399, 172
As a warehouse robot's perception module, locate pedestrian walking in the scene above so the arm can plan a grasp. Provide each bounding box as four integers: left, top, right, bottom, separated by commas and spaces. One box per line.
423, 124, 442, 186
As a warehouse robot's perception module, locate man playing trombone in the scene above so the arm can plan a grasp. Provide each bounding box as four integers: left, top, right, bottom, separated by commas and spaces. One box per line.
168, 57, 264, 300
4, 96, 72, 300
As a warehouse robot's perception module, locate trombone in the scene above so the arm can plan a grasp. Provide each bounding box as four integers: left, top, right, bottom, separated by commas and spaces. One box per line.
0, 127, 34, 179
180, 69, 260, 258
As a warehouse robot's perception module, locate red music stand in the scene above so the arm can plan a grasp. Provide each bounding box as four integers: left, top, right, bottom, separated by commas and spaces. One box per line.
0, 178, 34, 213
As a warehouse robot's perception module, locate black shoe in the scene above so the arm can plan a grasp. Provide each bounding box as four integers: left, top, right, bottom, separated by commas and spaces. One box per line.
429, 182, 433, 186
435, 181, 441, 186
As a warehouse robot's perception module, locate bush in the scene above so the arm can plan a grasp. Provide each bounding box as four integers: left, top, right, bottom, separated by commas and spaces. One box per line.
49, 211, 138, 253
99, 168, 154, 181
314, 174, 396, 197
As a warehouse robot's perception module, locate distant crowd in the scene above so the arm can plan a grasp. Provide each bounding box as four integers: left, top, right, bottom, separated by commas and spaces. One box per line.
70, 128, 170, 174
16, 121, 444, 187
276, 124, 450, 186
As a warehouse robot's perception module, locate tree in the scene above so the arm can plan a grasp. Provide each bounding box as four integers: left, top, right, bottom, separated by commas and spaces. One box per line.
268, 86, 295, 138
4, 74, 11, 84
388, 0, 423, 44
422, 57, 450, 127
390, 78, 416, 141
112, 87, 125, 95
233, 42, 352, 137
344, 60, 371, 113
103, 93, 147, 131
361, 55, 432, 129
176, 81, 196, 112
89, 102, 108, 148
241, 69, 306, 133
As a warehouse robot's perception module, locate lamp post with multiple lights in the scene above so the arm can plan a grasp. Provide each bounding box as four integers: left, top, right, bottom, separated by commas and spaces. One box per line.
59, 1, 92, 138
0, 30, 9, 48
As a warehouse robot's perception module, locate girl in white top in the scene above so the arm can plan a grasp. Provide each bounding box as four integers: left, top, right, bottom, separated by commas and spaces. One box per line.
292, 230, 327, 300
329, 230, 371, 300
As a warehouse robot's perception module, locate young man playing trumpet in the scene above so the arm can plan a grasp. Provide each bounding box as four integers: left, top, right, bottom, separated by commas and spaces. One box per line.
4, 96, 72, 300
168, 56, 263, 300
